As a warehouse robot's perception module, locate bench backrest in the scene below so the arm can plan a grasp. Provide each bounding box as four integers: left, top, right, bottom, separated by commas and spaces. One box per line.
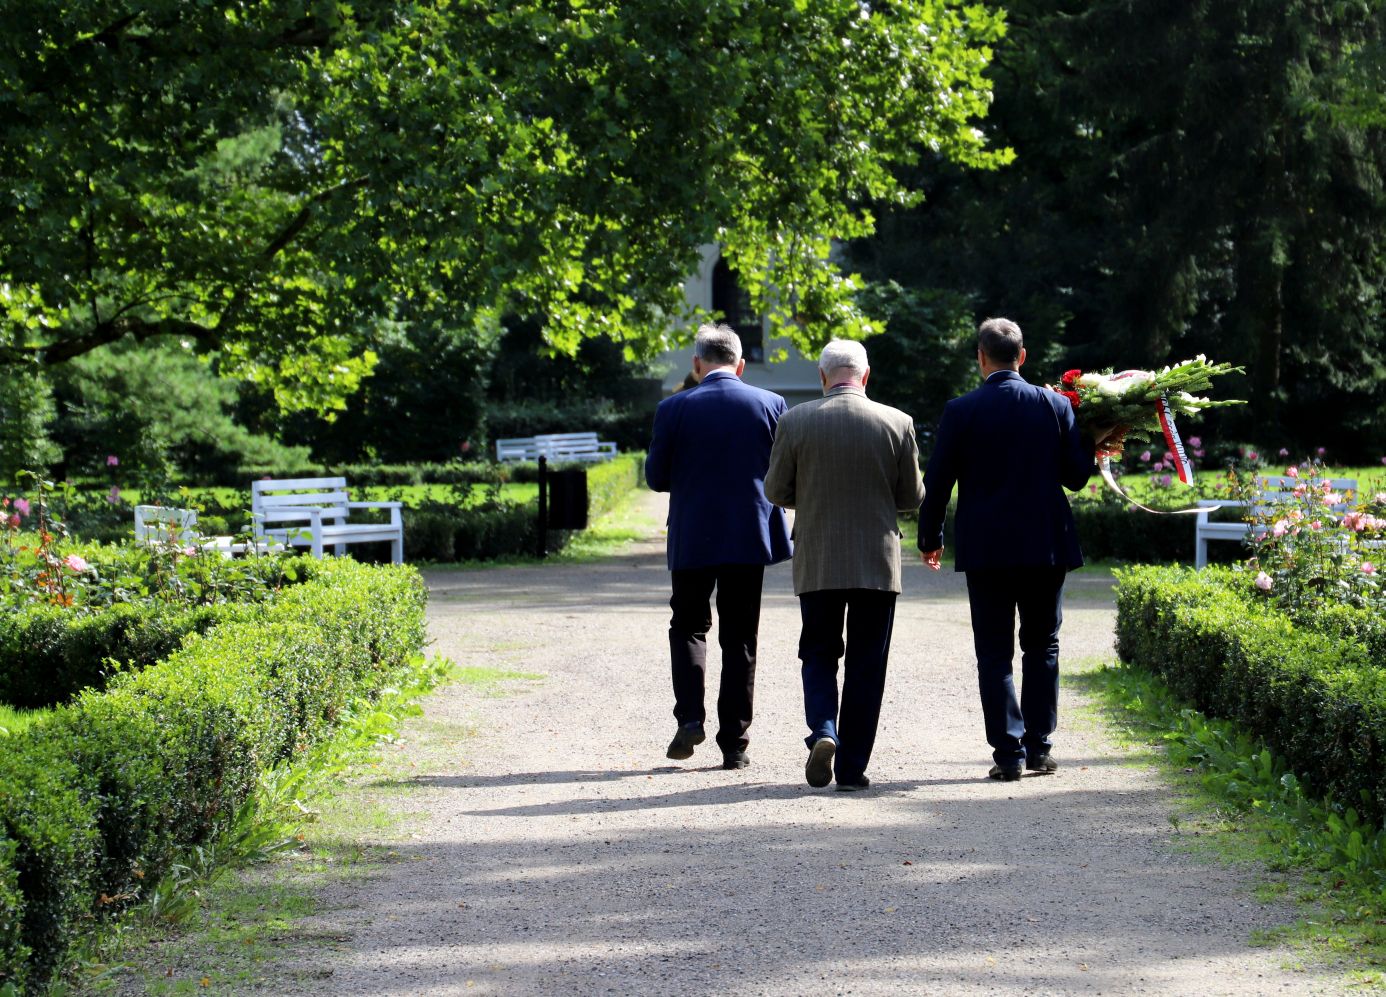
496, 437, 543, 461
495, 432, 616, 462
251, 476, 351, 524
134, 505, 199, 544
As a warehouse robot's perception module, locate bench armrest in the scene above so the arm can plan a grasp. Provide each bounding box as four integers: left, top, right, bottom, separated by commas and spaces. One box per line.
347, 501, 403, 510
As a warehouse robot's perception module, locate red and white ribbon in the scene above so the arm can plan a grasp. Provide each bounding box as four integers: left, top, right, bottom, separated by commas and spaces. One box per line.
1156, 393, 1194, 486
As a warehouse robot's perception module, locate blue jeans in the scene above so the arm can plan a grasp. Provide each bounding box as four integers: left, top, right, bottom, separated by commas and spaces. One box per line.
964, 567, 1067, 767
798, 589, 897, 782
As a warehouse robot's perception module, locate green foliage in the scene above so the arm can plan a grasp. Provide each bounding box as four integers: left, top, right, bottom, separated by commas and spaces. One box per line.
848, 0, 1386, 460
1114, 564, 1386, 825
0, 365, 58, 486
0, 0, 1010, 408
855, 282, 979, 435
49, 338, 311, 483
0, 601, 255, 709
0, 740, 99, 989
402, 453, 644, 562
0, 558, 426, 987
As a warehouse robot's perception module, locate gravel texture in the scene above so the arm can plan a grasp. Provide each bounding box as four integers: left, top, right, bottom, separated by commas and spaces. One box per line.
278, 490, 1349, 996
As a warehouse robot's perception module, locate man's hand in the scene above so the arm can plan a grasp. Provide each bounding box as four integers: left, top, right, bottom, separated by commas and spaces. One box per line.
920, 548, 943, 571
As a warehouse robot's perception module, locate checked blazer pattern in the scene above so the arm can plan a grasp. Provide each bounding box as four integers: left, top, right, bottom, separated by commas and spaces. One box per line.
764, 387, 925, 595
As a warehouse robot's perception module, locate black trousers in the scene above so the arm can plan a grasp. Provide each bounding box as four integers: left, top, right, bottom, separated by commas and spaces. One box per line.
798, 589, 897, 782
668, 563, 765, 753
964, 567, 1067, 767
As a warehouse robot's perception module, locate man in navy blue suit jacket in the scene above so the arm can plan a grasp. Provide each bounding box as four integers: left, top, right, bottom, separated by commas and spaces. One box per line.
918, 318, 1112, 781
646, 324, 793, 769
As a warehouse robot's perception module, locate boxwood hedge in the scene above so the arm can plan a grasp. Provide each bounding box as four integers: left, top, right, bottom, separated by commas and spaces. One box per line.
0, 558, 425, 991
1114, 565, 1386, 826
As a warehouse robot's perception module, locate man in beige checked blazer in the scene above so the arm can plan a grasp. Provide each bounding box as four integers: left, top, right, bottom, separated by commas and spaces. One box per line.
764, 340, 925, 790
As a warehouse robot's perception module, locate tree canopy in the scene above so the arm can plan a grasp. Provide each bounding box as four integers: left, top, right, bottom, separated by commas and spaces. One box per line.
849, 0, 1386, 455
1, 0, 1009, 412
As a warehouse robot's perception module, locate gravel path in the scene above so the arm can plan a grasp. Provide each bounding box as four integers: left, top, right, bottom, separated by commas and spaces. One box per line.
284, 490, 1347, 996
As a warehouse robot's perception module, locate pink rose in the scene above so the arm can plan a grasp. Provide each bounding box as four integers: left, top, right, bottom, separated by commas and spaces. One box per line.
1187, 436, 1202, 448
1363, 562, 1377, 576
1316, 447, 1326, 457
1286, 466, 1299, 478
6, 514, 18, 530
1139, 450, 1151, 462
1271, 520, 1289, 537
1279, 448, 1290, 457
1247, 450, 1260, 461
13, 498, 29, 517
107, 486, 121, 505
63, 554, 90, 573
1254, 572, 1273, 591
106, 455, 119, 467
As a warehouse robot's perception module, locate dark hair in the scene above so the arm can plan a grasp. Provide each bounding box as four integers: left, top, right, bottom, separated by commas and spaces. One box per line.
977, 317, 1023, 365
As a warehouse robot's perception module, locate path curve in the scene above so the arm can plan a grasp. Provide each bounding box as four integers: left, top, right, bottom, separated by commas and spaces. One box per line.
285, 490, 1343, 996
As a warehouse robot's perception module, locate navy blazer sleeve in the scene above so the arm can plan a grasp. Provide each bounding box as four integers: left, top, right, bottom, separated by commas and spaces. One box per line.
1055, 395, 1097, 492
644, 400, 675, 493
918, 400, 961, 553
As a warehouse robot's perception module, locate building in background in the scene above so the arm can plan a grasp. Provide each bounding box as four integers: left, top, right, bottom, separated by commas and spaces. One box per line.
654, 245, 822, 406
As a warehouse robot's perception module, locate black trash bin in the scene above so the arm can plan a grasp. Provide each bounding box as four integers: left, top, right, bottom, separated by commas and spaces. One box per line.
547, 468, 589, 530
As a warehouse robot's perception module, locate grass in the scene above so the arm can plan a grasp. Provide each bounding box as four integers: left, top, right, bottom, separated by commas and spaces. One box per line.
1070, 660, 1386, 988
75, 660, 541, 994
0, 703, 51, 737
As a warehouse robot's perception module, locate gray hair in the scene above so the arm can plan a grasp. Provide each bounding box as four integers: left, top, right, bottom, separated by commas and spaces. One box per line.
818, 339, 868, 380
694, 323, 742, 367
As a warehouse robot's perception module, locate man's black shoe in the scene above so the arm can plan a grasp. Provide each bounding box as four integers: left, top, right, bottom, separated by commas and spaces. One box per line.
806, 737, 836, 788
836, 774, 871, 792
988, 763, 1023, 782
1026, 753, 1058, 774
721, 750, 750, 770
665, 722, 706, 760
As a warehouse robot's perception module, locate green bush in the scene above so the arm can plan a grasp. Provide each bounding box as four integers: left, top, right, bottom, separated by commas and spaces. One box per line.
0, 558, 426, 988
0, 740, 99, 990
0, 602, 256, 708
1114, 565, 1386, 824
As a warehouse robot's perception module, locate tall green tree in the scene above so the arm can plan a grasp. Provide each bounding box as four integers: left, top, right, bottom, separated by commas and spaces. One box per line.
849, 0, 1386, 455
1, 0, 1009, 414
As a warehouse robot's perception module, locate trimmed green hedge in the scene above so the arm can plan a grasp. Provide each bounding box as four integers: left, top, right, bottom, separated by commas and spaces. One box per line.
401, 453, 645, 562
0, 558, 426, 990
0, 602, 255, 709
1114, 565, 1386, 825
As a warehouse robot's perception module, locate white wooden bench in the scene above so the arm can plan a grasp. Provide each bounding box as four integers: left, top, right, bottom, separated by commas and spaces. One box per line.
495, 432, 617, 463
134, 505, 280, 558
250, 477, 404, 564
1194, 475, 1357, 568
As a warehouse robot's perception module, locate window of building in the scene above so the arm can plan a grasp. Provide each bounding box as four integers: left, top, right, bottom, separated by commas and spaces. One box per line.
711, 257, 765, 363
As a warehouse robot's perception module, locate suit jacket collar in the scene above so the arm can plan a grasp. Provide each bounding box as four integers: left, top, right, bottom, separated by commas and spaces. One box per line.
985, 369, 1023, 385
699, 368, 738, 385
826, 384, 865, 397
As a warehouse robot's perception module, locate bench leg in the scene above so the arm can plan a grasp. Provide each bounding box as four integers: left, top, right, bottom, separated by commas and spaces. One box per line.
1195, 535, 1208, 570
334, 542, 348, 557
391, 536, 403, 565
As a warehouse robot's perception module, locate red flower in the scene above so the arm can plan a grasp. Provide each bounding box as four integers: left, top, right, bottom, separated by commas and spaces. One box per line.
1061, 390, 1081, 409
1061, 369, 1082, 386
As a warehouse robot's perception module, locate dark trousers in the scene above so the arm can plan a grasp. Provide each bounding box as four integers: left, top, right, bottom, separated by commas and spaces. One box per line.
798, 588, 897, 782
669, 564, 764, 753
964, 567, 1067, 767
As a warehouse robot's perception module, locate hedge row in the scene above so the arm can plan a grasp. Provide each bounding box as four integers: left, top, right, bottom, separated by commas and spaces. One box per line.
230, 455, 635, 489
401, 453, 645, 562
0, 558, 426, 991
1114, 564, 1386, 825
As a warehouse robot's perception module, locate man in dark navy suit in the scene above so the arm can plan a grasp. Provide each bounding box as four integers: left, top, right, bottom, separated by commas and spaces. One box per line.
918, 318, 1112, 781
646, 324, 793, 769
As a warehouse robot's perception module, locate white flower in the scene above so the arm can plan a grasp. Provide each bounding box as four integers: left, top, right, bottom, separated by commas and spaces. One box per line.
1076, 373, 1105, 388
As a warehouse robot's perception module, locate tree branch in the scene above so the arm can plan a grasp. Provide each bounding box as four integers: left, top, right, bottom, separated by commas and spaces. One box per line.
0, 317, 220, 367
